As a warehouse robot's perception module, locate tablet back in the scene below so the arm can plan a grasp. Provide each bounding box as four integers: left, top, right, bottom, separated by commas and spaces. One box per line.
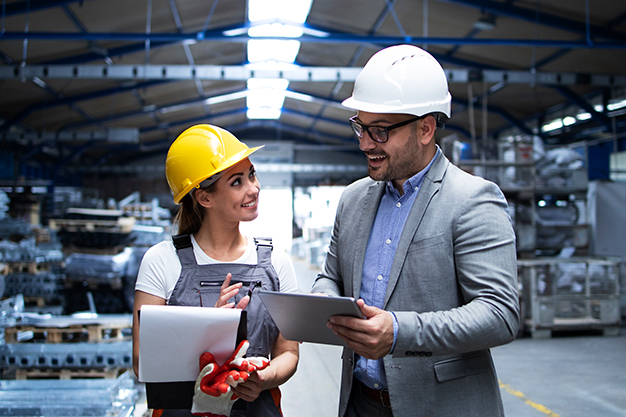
258, 291, 363, 346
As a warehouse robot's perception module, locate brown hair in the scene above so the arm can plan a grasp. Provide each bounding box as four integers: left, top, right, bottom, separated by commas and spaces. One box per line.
173, 183, 217, 235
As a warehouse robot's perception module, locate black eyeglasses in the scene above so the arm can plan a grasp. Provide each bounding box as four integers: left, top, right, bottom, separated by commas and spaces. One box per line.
349, 115, 424, 143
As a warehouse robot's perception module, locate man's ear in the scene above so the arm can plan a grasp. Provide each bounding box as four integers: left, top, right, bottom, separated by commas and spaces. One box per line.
419, 115, 437, 145
195, 189, 213, 209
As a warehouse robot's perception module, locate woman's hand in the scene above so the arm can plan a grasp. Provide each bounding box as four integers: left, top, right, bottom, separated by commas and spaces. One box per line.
231, 334, 299, 402
229, 365, 276, 402
214, 273, 250, 310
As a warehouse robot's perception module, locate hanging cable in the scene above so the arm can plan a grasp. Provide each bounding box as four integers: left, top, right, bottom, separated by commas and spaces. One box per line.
482, 80, 488, 159
21, 0, 30, 69
145, 0, 152, 65
423, 0, 428, 50
585, 0, 592, 46
468, 84, 477, 154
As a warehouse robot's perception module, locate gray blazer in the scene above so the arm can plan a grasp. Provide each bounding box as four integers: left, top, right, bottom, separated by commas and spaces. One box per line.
312, 153, 520, 417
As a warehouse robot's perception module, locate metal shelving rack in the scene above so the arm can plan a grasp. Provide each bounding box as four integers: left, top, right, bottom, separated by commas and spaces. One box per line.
518, 257, 622, 338
452, 138, 622, 337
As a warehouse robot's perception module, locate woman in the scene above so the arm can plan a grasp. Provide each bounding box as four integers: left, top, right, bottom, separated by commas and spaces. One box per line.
132, 124, 299, 416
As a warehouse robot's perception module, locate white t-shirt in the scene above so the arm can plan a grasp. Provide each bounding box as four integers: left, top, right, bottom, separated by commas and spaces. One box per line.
135, 235, 298, 301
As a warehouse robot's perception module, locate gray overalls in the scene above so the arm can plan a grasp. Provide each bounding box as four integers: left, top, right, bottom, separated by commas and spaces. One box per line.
162, 234, 282, 417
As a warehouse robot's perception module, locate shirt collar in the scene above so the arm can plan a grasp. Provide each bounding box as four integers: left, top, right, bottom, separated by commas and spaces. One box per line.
385, 145, 441, 197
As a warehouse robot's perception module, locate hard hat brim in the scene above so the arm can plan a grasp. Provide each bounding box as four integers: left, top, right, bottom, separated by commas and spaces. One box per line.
342, 96, 451, 118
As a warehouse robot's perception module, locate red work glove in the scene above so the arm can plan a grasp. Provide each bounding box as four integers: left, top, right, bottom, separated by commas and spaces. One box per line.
191, 340, 270, 416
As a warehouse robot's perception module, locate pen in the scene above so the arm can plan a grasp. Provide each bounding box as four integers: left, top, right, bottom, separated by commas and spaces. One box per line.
247, 281, 261, 300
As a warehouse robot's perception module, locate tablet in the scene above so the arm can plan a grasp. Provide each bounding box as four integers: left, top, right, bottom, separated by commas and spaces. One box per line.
258, 291, 364, 346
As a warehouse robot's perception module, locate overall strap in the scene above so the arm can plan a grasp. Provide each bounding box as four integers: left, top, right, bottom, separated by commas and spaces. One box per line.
254, 237, 273, 266
171, 234, 198, 266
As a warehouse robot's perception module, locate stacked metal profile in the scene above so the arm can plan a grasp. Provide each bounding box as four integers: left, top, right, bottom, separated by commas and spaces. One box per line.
0, 295, 138, 416
49, 208, 137, 315
0, 233, 66, 310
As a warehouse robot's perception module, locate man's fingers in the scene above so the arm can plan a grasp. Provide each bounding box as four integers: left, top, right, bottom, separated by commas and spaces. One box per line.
356, 299, 379, 319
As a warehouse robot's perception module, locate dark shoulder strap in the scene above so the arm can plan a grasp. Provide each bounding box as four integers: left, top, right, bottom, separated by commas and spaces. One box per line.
172, 234, 192, 250
254, 237, 273, 266
171, 234, 197, 266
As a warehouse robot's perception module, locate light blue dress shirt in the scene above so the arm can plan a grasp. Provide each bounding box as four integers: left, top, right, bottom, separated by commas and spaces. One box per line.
354, 148, 440, 390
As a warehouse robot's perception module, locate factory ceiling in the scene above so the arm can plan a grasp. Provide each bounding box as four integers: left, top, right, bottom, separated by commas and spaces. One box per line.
0, 0, 625, 181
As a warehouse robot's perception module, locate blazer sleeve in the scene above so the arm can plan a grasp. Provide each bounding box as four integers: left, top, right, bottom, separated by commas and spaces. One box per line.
392, 179, 520, 357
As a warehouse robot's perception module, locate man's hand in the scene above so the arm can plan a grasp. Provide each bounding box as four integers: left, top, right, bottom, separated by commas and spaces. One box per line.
327, 299, 394, 360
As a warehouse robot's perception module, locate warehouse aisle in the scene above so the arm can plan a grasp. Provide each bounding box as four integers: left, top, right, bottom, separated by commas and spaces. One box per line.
280, 257, 342, 417
282, 257, 626, 417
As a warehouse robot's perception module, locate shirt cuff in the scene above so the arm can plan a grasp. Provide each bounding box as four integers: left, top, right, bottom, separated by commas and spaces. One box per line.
389, 311, 399, 354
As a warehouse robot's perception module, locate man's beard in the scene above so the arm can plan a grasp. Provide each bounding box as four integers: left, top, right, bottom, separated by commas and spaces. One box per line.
366, 132, 423, 183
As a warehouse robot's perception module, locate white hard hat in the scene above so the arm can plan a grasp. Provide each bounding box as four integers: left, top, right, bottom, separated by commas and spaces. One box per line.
342, 44, 452, 118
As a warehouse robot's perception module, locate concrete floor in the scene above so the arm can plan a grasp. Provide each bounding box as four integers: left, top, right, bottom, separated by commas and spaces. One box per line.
282, 257, 626, 417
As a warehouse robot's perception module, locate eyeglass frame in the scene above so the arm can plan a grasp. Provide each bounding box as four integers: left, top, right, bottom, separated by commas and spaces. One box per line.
348, 115, 425, 143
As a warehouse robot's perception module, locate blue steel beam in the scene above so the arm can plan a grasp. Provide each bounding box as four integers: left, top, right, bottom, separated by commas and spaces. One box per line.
532, 10, 626, 69
438, 0, 626, 43
41, 21, 248, 65
2, 31, 625, 48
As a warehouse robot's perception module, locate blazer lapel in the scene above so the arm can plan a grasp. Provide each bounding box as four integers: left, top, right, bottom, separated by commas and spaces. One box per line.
351, 181, 385, 299
383, 154, 449, 307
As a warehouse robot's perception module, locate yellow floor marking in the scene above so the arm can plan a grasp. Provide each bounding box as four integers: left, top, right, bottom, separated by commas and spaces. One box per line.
499, 381, 561, 417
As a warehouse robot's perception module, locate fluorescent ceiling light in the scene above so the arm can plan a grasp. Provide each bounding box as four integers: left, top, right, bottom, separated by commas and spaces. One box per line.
247, 107, 282, 120
245, 0, 312, 120
541, 119, 563, 132
248, 78, 289, 90
247, 88, 286, 109
249, 23, 303, 38
247, 39, 301, 63
247, 78, 287, 120
577, 112, 592, 120
248, 0, 313, 24
608, 99, 626, 111
563, 116, 577, 126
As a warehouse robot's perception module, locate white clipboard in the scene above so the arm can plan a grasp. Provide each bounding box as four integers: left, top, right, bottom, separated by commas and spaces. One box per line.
138, 305, 242, 383
258, 291, 364, 346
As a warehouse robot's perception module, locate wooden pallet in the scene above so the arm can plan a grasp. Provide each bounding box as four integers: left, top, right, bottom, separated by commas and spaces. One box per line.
7, 262, 51, 274
48, 217, 135, 233
23, 297, 49, 308
10, 367, 127, 380
4, 323, 131, 344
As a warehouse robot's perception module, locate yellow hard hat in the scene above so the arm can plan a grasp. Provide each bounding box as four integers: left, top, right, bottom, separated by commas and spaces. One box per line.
165, 124, 263, 204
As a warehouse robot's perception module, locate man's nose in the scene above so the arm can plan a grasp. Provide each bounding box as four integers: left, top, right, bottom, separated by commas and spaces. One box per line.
358, 133, 377, 152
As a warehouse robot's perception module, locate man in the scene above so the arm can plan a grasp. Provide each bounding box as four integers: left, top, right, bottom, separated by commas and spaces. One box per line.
312, 44, 520, 417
